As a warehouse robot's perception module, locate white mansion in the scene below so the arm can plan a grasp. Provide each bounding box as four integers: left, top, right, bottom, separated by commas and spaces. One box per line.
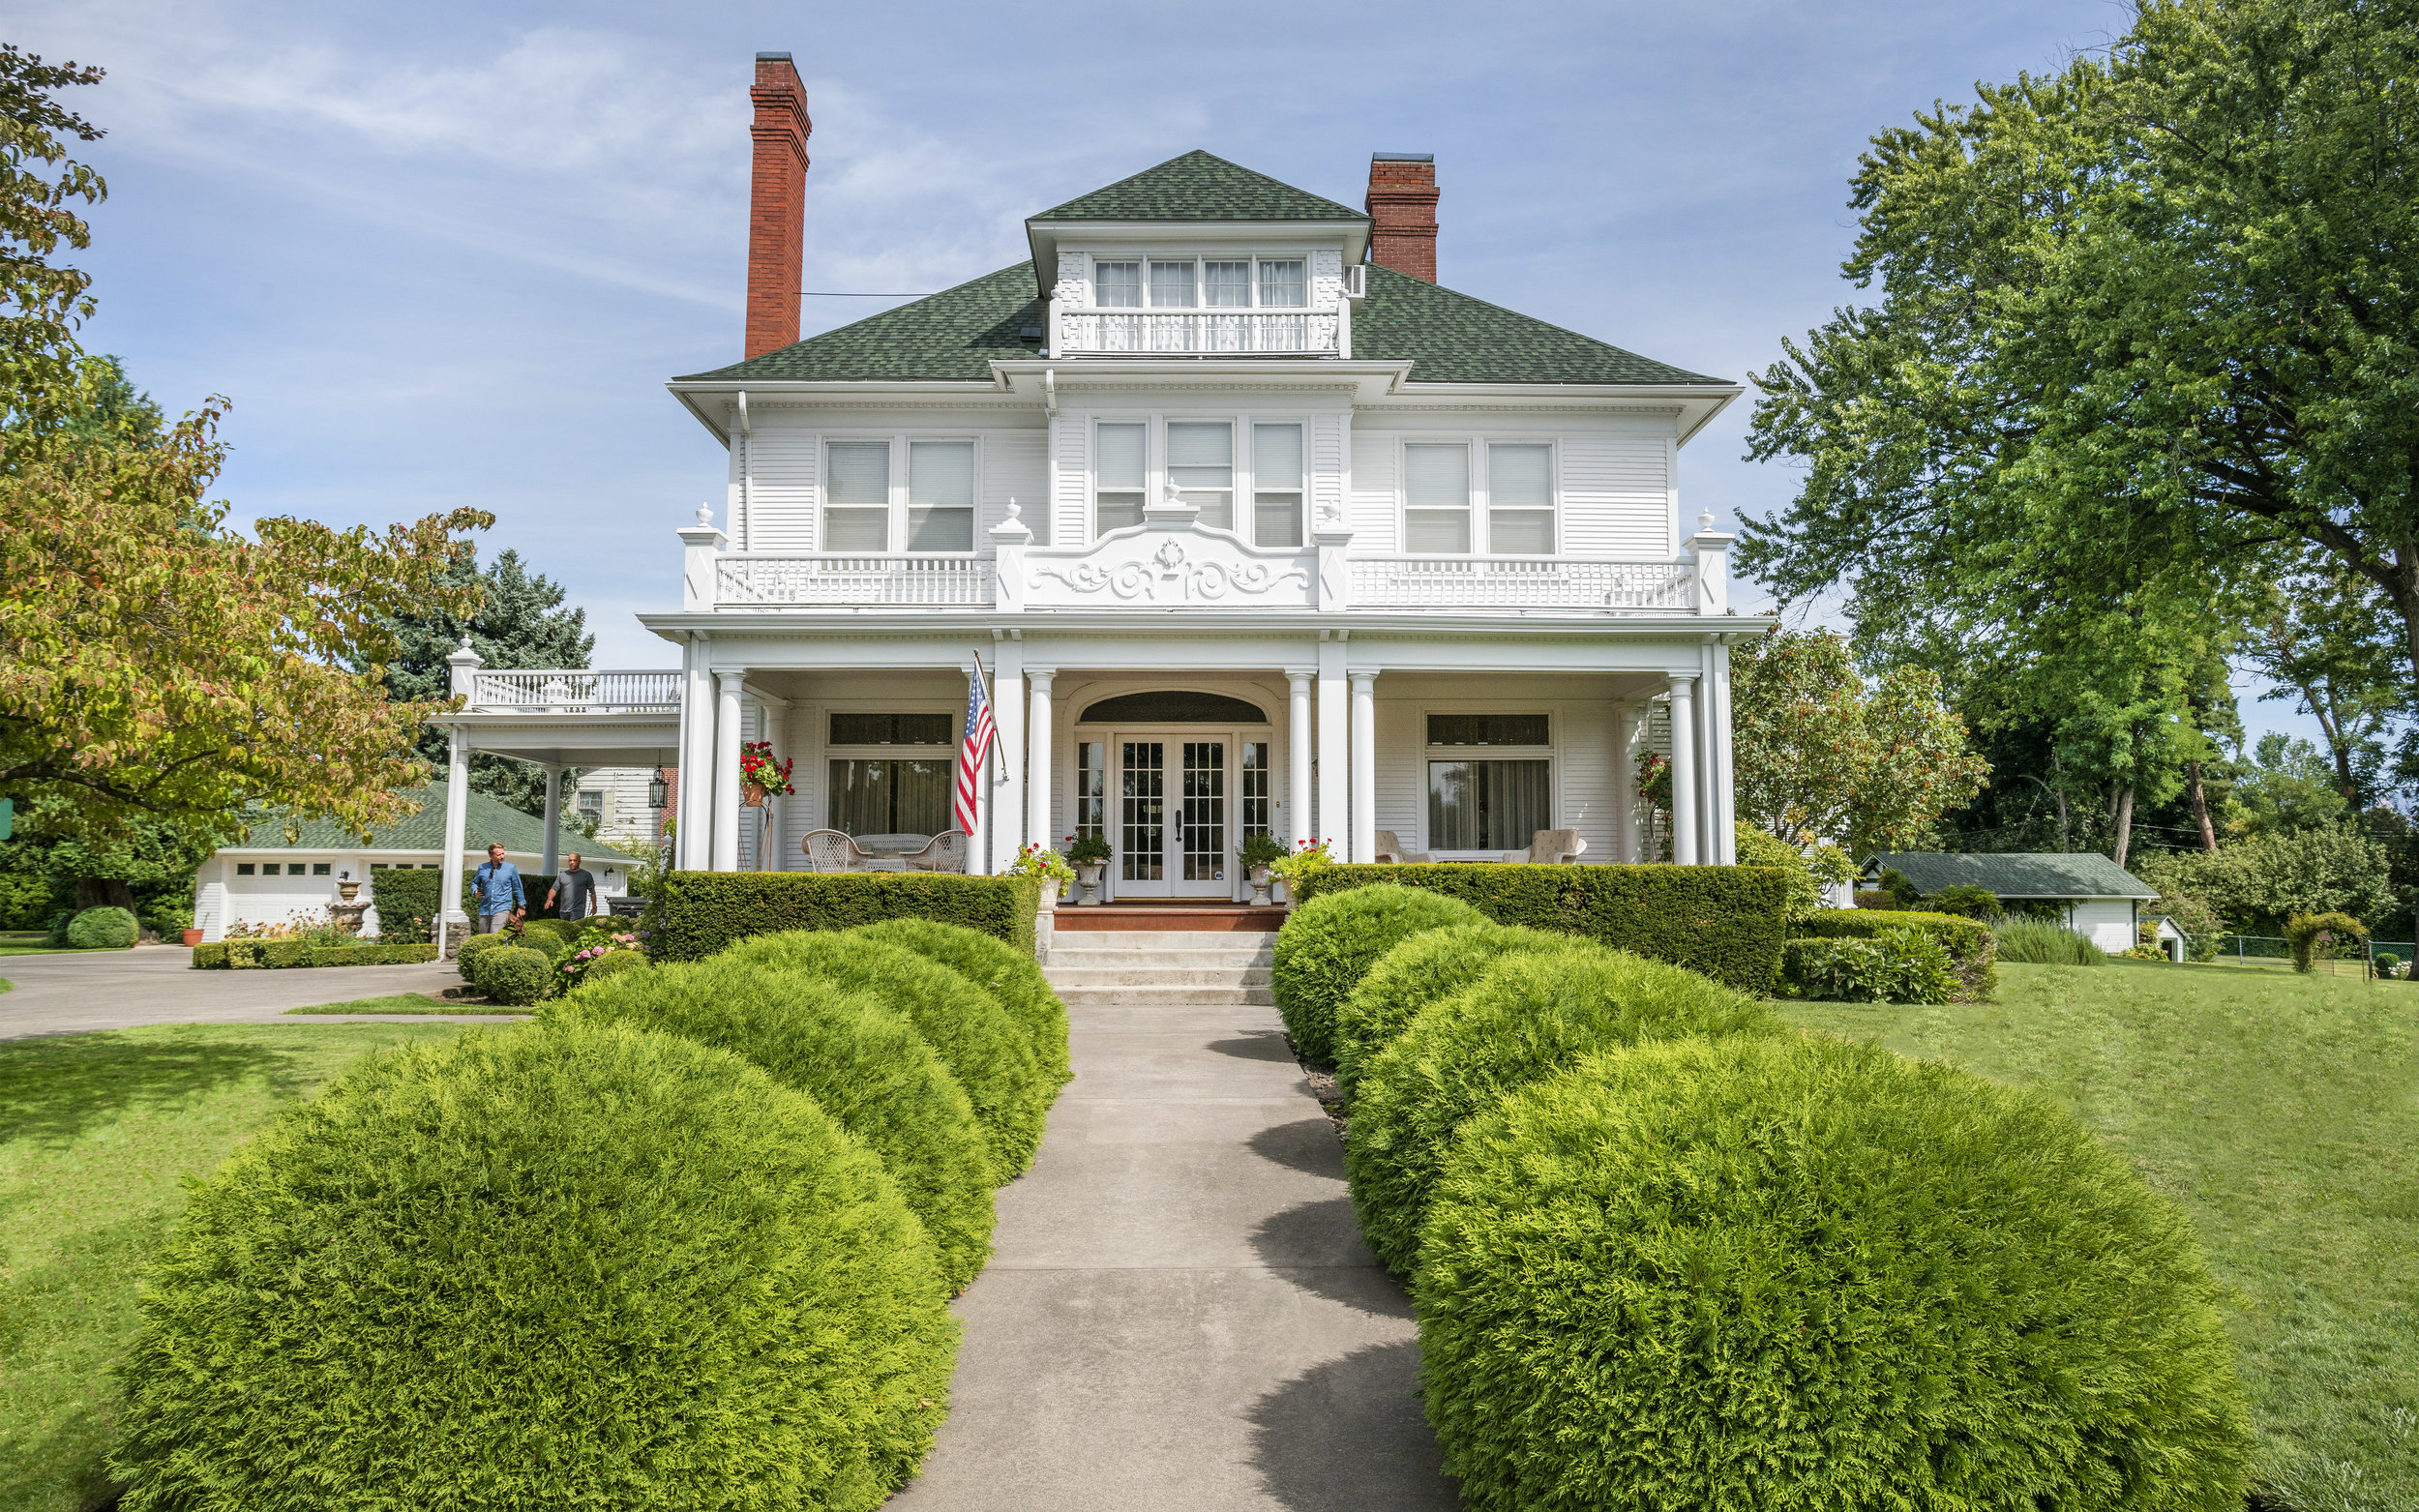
427, 53, 1767, 925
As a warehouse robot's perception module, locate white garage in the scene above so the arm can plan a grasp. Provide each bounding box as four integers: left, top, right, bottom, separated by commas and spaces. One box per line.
1862, 851, 2159, 954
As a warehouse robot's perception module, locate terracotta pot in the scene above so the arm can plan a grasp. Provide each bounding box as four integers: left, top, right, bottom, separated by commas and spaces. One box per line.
741, 782, 768, 808
182, 928, 203, 946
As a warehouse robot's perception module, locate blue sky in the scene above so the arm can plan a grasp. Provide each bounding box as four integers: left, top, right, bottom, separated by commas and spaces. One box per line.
14, 0, 2322, 748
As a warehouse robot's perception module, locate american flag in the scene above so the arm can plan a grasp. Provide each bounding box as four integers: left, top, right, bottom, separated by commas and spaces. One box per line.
954, 660, 997, 837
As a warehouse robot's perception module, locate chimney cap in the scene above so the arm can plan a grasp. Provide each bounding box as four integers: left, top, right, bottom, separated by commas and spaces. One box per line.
1371, 152, 1434, 163
756, 50, 793, 62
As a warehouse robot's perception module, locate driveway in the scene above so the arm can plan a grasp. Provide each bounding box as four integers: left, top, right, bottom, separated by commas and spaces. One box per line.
0, 946, 524, 1040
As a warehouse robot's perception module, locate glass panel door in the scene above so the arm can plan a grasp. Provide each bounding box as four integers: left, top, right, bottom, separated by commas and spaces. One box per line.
1181, 742, 1227, 883
1120, 741, 1165, 885
1114, 734, 1235, 897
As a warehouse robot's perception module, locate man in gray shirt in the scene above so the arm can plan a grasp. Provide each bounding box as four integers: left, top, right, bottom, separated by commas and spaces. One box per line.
545, 853, 599, 921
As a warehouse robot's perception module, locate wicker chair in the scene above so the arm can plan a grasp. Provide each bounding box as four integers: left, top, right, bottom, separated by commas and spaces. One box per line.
801, 829, 872, 873
1505, 829, 1588, 865
1373, 830, 1433, 864
900, 830, 971, 874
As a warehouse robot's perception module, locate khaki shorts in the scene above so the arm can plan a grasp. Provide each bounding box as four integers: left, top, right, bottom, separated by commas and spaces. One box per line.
474, 911, 512, 934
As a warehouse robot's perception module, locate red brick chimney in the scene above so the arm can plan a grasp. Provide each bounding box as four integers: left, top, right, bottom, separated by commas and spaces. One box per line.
1365, 153, 1438, 283
745, 52, 811, 359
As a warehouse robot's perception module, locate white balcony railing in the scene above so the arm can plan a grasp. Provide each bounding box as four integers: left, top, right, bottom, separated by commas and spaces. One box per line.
1348, 557, 1696, 611
716, 554, 997, 608
467, 669, 681, 712
1059, 310, 1338, 356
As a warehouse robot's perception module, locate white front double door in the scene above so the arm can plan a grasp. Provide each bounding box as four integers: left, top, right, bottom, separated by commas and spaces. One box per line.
1108, 730, 1240, 899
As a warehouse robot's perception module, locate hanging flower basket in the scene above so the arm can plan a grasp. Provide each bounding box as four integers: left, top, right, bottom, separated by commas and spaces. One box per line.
737, 741, 794, 806
741, 783, 768, 808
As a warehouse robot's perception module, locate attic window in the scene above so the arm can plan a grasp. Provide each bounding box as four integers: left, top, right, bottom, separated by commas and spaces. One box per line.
1096, 261, 1142, 308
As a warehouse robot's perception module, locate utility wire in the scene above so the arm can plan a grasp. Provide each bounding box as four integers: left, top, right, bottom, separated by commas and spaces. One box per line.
793, 289, 933, 297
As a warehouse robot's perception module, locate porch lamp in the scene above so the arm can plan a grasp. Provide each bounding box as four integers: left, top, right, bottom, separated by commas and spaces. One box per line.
647, 768, 669, 811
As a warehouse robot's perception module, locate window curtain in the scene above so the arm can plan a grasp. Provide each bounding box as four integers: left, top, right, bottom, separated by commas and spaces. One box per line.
1204, 261, 1251, 307
1258, 260, 1305, 307
829, 758, 952, 837
1427, 758, 1550, 851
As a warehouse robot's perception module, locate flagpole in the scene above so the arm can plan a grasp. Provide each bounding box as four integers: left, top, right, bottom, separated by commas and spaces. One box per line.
971, 650, 993, 876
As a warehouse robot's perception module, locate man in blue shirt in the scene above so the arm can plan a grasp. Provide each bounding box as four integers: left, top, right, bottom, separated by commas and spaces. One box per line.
473, 844, 524, 934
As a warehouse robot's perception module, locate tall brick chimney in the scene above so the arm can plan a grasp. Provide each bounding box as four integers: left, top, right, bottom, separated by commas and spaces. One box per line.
745, 52, 811, 359
1365, 153, 1439, 283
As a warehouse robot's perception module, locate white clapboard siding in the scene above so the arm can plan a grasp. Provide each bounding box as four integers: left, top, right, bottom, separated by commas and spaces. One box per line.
1348, 430, 1398, 551
1559, 433, 1672, 557
982, 430, 1050, 548
745, 427, 821, 552
1373, 698, 1421, 846
1557, 700, 1615, 862
781, 703, 820, 871
1050, 416, 1090, 547
1311, 414, 1349, 531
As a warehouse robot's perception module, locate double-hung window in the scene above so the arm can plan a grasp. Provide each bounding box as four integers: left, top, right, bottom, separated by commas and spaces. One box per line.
1168, 422, 1233, 530
1258, 259, 1306, 307
1095, 261, 1142, 308
1150, 261, 1196, 307
827, 712, 956, 838
1488, 444, 1555, 554
908, 441, 975, 551
1253, 423, 1304, 547
1426, 714, 1553, 853
1095, 423, 1147, 535
1203, 261, 1252, 307
824, 441, 891, 552
1404, 443, 1472, 553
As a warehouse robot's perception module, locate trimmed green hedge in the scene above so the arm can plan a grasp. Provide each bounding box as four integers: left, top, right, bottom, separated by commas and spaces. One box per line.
852, 918, 1071, 1092
472, 946, 554, 1006
556, 960, 998, 1292
653, 872, 1040, 962
1347, 944, 1779, 1276
1331, 922, 1577, 1101
111, 1021, 959, 1510
582, 948, 650, 986
67, 906, 138, 950
457, 931, 518, 982
1794, 906, 1997, 1000
191, 941, 441, 969
1782, 931, 1961, 1004
1294, 863, 1789, 993
1271, 885, 1485, 1068
364, 868, 473, 944
724, 932, 1048, 1180
1416, 1036, 2250, 1511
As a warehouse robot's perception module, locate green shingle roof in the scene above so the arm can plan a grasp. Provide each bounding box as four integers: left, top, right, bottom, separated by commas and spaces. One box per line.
1030, 150, 1366, 223
1352, 264, 1727, 385
677, 265, 1041, 383
1866, 852, 2156, 900
232, 783, 638, 863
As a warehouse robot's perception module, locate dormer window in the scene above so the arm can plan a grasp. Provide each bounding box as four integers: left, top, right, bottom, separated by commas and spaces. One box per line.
1096, 261, 1142, 308
1067, 254, 1329, 353
1205, 261, 1251, 307
1150, 261, 1196, 307
1258, 259, 1305, 308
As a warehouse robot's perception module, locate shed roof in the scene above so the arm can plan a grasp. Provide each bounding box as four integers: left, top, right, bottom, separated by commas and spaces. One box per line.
227, 783, 639, 863
1866, 852, 2156, 900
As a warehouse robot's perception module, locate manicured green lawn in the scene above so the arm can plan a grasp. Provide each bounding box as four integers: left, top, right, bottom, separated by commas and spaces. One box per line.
0, 1023, 469, 1512
1785, 962, 2419, 1512
284, 993, 523, 1016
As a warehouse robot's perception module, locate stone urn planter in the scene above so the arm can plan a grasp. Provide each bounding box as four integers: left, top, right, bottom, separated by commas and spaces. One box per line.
1074, 862, 1106, 905
336, 878, 361, 904
1248, 865, 1273, 907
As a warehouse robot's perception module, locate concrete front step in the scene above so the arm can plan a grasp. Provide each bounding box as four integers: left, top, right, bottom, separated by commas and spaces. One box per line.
1056, 985, 1279, 1007
1048, 964, 1272, 987
1041, 929, 1282, 1007
1047, 929, 1278, 953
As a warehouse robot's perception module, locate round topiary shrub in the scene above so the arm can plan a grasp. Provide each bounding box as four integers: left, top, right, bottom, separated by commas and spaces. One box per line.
724, 932, 1048, 1180
110, 1021, 959, 1511
851, 918, 1072, 1092
1271, 884, 1484, 1068
579, 947, 650, 986
555, 958, 998, 1291
472, 945, 554, 1007
1347, 944, 1778, 1275
457, 930, 516, 982
1331, 921, 1576, 1101
520, 917, 581, 948
1416, 1035, 2251, 1512
66, 905, 139, 950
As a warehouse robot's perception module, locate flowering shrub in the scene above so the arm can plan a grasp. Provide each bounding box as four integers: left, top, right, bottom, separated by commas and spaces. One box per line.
1269, 838, 1333, 890
554, 922, 649, 990
1635, 750, 1672, 810
736, 740, 794, 797
1239, 832, 1291, 871
1065, 832, 1112, 866
1006, 843, 1074, 886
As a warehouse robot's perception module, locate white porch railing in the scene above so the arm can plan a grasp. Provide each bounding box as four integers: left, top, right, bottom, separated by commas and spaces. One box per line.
466, 669, 681, 712
1059, 310, 1337, 356
1347, 557, 1696, 611
716, 553, 997, 608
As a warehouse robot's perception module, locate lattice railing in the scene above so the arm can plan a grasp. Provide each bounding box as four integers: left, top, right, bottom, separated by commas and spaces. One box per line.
716, 554, 996, 608
1059, 310, 1338, 356
466, 669, 681, 712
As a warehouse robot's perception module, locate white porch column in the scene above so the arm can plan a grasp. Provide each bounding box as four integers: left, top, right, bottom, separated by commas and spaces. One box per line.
539, 763, 564, 883
991, 639, 1026, 874
1612, 700, 1642, 865
1349, 670, 1378, 865
1667, 673, 1700, 866
1285, 669, 1314, 848
1316, 639, 1349, 854
711, 670, 744, 872
1712, 638, 1738, 865
678, 637, 714, 871
438, 726, 472, 950
1697, 639, 1719, 867
1027, 669, 1057, 853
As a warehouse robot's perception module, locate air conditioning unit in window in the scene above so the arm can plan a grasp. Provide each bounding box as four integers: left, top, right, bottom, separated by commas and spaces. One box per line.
1341, 264, 1366, 299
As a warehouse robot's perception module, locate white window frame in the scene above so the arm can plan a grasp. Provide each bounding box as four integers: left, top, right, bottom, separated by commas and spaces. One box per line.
820, 434, 984, 556
822, 703, 965, 839
1090, 412, 1307, 544
1246, 417, 1306, 549
1396, 436, 1562, 556
1081, 252, 1312, 311
1419, 705, 1561, 858
1090, 415, 1153, 540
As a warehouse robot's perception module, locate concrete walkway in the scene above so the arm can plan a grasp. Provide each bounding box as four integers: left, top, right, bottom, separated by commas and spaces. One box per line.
0, 946, 518, 1040
894, 956, 1458, 1509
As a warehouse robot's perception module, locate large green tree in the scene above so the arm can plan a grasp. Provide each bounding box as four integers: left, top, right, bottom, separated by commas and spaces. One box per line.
378, 548, 594, 815
0, 44, 105, 438
1741, 0, 2419, 741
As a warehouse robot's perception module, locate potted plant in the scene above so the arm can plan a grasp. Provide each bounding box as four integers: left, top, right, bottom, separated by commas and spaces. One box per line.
1065, 831, 1113, 904
1007, 842, 1075, 906
1267, 837, 1333, 907
1239, 832, 1290, 905
737, 740, 794, 808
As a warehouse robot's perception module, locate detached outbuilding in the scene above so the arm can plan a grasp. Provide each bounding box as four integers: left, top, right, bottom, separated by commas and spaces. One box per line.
1863, 852, 2159, 954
